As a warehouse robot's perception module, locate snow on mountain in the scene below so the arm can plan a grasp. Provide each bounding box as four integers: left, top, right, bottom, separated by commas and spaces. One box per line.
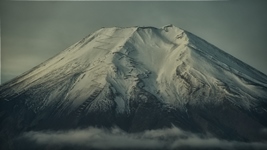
1, 25, 267, 149
1, 24, 266, 113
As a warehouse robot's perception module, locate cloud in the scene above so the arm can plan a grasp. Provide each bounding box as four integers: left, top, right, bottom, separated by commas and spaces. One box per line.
17, 127, 164, 149
16, 126, 267, 150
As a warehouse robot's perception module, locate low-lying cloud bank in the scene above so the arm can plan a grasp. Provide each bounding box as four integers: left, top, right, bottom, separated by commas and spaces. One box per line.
17, 126, 267, 150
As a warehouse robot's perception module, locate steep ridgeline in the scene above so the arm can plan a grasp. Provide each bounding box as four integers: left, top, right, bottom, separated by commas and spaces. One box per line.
1, 25, 267, 149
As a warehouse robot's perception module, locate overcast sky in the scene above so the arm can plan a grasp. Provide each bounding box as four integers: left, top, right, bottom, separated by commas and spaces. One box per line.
1, 0, 267, 84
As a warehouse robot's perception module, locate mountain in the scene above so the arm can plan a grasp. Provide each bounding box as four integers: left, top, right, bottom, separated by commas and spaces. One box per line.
1, 24, 267, 149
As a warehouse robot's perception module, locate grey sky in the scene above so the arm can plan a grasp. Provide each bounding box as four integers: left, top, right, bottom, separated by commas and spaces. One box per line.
1, 0, 267, 84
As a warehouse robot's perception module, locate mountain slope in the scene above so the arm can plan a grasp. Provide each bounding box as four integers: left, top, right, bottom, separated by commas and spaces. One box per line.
1, 25, 267, 149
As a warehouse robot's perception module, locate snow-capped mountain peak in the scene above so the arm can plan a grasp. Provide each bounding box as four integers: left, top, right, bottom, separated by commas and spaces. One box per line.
1, 25, 267, 113
1, 25, 267, 149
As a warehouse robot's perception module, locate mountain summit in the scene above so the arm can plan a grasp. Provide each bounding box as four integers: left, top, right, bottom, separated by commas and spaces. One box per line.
1, 25, 267, 149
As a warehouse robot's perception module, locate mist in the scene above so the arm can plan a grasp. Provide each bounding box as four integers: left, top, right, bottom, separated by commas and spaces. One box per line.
16, 126, 267, 150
